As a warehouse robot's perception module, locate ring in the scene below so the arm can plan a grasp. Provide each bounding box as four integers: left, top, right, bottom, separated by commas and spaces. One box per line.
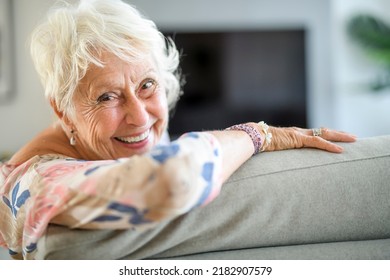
312, 128, 322, 137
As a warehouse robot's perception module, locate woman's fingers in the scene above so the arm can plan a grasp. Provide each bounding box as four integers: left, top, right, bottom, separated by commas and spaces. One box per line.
302, 127, 357, 153
302, 134, 344, 153
319, 128, 357, 143
268, 126, 357, 153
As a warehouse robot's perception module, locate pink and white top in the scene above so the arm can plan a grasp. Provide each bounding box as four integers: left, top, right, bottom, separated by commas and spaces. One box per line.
0, 132, 222, 259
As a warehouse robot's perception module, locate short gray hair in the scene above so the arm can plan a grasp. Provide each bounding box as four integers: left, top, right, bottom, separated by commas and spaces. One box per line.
30, 0, 182, 117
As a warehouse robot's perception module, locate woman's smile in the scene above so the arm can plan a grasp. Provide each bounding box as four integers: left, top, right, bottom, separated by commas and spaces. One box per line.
114, 129, 150, 144
113, 128, 152, 151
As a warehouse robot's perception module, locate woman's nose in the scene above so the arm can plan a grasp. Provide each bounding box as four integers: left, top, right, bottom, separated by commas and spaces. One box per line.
124, 97, 149, 127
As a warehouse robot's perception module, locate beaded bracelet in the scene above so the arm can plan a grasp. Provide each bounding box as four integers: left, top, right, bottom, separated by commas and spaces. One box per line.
225, 123, 263, 155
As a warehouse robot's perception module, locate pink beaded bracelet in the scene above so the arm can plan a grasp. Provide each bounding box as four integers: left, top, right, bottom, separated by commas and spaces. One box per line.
225, 123, 263, 155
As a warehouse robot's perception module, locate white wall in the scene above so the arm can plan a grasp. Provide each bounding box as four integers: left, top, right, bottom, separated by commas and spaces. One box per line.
0, 0, 55, 156
331, 0, 390, 137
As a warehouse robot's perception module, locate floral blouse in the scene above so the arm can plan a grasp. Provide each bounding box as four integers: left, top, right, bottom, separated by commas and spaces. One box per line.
0, 132, 222, 259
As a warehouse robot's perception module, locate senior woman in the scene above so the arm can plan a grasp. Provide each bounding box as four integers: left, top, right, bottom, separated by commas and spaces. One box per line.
0, 0, 356, 260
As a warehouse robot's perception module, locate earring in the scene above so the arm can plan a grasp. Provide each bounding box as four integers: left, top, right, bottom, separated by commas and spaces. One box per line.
70, 129, 76, 146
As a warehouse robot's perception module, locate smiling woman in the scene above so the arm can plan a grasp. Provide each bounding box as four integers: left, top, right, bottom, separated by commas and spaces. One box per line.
0, 0, 362, 260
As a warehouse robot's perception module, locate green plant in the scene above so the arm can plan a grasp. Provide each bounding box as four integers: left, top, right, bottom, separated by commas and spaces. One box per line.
347, 14, 390, 91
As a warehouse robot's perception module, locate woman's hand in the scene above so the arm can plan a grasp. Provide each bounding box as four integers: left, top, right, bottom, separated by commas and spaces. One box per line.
264, 126, 357, 153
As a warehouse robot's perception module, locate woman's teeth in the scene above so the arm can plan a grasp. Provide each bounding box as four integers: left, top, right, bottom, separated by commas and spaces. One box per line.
115, 130, 150, 144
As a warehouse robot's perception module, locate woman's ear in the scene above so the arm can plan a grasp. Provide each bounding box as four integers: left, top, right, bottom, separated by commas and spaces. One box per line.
50, 99, 72, 127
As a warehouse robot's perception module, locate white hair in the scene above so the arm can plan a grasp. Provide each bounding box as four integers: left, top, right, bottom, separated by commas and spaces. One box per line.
30, 0, 182, 117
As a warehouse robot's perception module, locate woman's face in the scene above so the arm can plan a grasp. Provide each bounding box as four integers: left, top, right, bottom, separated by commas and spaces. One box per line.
70, 51, 168, 160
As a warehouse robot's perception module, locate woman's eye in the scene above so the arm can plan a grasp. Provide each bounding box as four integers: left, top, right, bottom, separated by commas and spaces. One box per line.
97, 93, 114, 103
138, 79, 157, 98
141, 79, 155, 90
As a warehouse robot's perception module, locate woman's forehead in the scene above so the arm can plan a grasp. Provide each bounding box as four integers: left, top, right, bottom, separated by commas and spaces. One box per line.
78, 52, 158, 90
92, 51, 154, 70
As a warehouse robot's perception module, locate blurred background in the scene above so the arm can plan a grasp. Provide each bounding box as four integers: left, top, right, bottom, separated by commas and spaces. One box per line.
1, 0, 390, 158
1, 0, 390, 260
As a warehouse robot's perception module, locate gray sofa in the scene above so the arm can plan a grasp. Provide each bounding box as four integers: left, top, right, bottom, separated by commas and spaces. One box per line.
35, 135, 390, 260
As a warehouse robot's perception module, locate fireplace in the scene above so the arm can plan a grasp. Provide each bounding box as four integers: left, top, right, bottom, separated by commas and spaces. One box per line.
165, 30, 307, 136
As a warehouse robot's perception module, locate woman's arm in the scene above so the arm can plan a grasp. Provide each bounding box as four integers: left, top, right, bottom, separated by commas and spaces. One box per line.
209, 123, 357, 183
208, 129, 254, 183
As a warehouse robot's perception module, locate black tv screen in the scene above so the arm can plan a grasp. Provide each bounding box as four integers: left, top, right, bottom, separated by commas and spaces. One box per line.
164, 30, 307, 136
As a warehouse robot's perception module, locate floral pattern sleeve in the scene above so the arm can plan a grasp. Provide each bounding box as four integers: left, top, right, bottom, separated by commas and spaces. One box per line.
0, 132, 222, 259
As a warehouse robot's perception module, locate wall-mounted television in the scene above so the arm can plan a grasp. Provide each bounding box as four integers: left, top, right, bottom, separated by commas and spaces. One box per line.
164, 30, 307, 136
